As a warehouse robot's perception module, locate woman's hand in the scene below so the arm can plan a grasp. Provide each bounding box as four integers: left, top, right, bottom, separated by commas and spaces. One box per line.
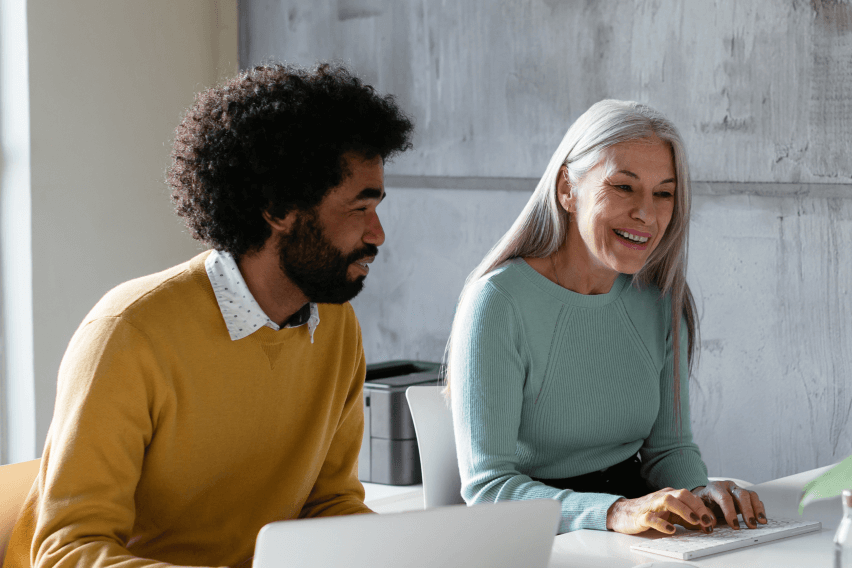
606, 487, 717, 535
692, 480, 768, 530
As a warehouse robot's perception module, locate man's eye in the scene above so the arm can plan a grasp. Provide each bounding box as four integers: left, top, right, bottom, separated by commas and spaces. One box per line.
616, 185, 632, 192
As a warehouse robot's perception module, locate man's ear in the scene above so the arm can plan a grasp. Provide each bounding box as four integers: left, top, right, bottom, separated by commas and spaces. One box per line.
262, 209, 296, 234
556, 166, 576, 213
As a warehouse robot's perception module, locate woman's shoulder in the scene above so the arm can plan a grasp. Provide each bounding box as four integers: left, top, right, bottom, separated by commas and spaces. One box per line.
621, 277, 667, 301
480, 257, 523, 280
458, 259, 546, 322
619, 278, 674, 335
453, 262, 539, 354
468, 258, 536, 302
463, 261, 515, 304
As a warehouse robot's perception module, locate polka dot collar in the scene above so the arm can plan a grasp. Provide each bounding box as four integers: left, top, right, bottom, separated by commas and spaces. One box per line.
205, 249, 319, 342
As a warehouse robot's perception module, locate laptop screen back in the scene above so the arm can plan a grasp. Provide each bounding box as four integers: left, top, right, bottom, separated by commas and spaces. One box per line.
254, 499, 561, 568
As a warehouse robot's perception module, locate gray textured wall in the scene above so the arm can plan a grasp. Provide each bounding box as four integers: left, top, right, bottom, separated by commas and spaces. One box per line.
241, 0, 852, 484
242, 0, 852, 183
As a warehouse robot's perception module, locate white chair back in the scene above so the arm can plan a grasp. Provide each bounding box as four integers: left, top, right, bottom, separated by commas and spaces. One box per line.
405, 385, 464, 508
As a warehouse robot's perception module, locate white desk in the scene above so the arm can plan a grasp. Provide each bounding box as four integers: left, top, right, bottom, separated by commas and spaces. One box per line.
548, 462, 840, 567
364, 463, 843, 567
363, 481, 424, 513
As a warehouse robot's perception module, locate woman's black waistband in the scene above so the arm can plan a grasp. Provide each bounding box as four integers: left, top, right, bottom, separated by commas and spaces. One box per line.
529, 452, 650, 499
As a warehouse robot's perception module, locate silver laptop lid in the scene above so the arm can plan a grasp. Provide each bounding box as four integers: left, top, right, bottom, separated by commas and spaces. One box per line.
254, 499, 561, 568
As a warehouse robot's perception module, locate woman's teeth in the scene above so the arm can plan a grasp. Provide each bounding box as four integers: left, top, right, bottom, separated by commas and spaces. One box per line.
614, 229, 649, 243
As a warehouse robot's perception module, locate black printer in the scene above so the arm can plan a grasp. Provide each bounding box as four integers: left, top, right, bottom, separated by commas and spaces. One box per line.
358, 360, 442, 485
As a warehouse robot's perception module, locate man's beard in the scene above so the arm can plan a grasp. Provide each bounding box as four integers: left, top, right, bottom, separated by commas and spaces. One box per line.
277, 209, 378, 304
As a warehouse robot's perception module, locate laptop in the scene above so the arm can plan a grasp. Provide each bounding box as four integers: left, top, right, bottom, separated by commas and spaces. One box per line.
253, 499, 561, 568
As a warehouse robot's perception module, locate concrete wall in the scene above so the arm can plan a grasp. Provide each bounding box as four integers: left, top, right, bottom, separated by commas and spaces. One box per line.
241, 0, 852, 484
0, 1, 238, 463
242, 0, 852, 184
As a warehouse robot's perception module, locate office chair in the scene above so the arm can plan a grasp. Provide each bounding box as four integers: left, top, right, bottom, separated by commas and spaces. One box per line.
405, 385, 465, 508
0, 458, 40, 563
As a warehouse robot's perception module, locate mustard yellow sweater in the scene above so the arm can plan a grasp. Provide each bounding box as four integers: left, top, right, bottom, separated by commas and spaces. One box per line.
4, 252, 371, 568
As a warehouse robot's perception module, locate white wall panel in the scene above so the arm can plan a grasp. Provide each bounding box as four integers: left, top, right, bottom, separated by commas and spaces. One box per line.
24, 0, 238, 457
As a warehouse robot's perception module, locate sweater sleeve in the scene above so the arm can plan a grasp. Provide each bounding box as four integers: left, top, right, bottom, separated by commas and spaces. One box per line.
450, 280, 622, 533
639, 310, 710, 492
17, 316, 225, 568
298, 320, 372, 519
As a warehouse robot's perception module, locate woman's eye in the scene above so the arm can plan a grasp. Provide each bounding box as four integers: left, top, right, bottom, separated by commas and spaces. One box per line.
655, 191, 673, 198
616, 185, 632, 192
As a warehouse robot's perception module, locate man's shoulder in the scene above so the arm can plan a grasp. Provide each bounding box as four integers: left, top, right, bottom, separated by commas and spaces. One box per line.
314, 302, 360, 336
86, 251, 214, 324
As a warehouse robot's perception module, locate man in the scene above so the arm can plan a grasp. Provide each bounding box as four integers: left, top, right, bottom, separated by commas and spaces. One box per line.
4, 63, 413, 568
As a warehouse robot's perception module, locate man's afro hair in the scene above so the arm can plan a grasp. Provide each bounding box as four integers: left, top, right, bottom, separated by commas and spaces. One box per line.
167, 62, 414, 259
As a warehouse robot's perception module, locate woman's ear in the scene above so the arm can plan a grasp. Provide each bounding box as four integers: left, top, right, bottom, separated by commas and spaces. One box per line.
556, 166, 576, 213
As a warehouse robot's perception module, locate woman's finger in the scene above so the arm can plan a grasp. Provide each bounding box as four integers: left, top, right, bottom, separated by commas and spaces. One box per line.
657, 506, 699, 531
732, 486, 758, 528
654, 492, 697, 524
709, 485, 742, 529
669, 514, 702, 531
748, 490, 768, 524
647, 489, 709, 532
642, 511, 676, 535
682, 488, 717, 529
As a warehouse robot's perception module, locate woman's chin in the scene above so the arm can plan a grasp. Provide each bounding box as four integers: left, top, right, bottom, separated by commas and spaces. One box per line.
608, 256, 648, 276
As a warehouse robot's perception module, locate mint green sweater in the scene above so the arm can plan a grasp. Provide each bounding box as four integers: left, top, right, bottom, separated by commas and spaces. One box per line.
449, 259, 709, 533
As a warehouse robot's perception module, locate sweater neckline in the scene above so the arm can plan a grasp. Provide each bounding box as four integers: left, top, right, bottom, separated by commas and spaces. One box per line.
512, 258, 629, 307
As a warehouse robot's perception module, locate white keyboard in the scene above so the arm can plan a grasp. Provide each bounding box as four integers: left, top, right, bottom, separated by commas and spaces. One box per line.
630, 517, 822, 560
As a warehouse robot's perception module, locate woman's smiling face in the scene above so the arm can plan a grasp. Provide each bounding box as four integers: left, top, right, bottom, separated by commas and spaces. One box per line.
561, 136, 676, 283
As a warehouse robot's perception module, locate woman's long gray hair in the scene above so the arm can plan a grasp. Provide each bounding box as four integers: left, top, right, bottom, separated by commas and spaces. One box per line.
445, 99, 699, 439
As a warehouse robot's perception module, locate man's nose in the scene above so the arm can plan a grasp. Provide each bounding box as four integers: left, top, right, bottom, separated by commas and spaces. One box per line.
364, 211, 385, 247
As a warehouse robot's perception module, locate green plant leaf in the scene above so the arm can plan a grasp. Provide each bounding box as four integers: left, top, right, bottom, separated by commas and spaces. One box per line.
798, 455, 852, 515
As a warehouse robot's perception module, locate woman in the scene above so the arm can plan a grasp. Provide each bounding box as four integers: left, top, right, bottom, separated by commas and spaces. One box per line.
448, 100, 767, 535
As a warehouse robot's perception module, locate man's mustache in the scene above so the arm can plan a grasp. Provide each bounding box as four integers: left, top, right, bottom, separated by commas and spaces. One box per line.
345, 244, 379, 264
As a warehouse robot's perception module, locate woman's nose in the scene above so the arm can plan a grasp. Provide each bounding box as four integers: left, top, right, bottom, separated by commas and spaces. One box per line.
631, 192, 654, 223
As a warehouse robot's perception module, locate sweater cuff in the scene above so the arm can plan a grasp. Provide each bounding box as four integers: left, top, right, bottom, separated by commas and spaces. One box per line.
558, 492, 623, 533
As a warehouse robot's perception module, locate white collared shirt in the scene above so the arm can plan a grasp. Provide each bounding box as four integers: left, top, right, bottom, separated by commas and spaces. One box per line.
205, 249, 319, 343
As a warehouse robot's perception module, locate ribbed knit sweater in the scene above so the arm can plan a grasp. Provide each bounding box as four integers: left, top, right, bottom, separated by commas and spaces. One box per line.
3, 252, 371, 568
450, 259, 709, 533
